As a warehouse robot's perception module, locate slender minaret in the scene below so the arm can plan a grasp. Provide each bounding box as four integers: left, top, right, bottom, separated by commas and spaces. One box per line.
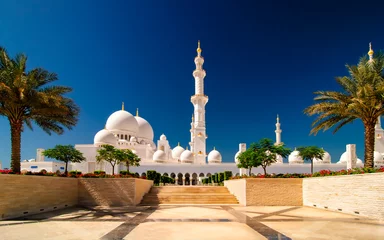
275, 114, 282, 145
368, 42, 374, 62
189, 41, 208, 164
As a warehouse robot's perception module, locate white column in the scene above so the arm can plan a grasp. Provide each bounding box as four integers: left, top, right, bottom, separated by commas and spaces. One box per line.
346, 144, 357, 169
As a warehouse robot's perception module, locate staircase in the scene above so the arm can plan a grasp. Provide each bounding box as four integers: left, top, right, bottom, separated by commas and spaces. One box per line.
140, 186, 239, 205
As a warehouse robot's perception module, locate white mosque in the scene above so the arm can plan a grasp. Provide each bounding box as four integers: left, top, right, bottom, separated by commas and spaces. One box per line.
20, 42, 384, 184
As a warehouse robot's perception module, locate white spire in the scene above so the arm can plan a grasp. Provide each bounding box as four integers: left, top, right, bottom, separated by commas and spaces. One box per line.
376, 115, 382, 129
275, 114, 282, 145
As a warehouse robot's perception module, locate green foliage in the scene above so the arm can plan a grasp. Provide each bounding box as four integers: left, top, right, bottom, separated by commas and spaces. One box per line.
224, 171, 232, 181
96, 145, 120, 174
237, 138, 291, 175
115, 149, 141, 172
147, 170, 157, 181
304, 51, 384, 168
43, 145, 85, 174
0, 46, 80, 173
94, 170, 106, 174
218, 172, 224, 182
297, 146, 325, 174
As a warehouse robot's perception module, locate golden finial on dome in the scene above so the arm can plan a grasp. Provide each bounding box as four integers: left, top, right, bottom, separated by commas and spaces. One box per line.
136, 108, 139, 117
197, 40, 202, 53
214, 146, 216, 150
368, 42, 374, 55
186, 146, 188, 150
178, 142, 180, 146
122, 102, 124, 110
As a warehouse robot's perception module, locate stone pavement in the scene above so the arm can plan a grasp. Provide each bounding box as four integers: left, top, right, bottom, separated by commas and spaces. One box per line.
1, 205, 384, 239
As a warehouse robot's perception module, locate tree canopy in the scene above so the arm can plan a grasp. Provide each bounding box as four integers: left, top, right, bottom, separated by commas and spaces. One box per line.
305, 50, 384, 168
297, 146, 325, 174
0, 46, 79, 173
43, 145, 85, 174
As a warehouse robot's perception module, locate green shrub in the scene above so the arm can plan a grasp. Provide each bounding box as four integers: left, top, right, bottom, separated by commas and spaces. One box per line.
224, 171, 232, 181
147, 170, 157, 181
94, 170, 106, 174
218, 172, 224, 183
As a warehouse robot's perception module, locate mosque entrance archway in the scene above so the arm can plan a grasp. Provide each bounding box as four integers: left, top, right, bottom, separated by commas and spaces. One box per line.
192, 173, 198, 185
185, 173, 190, 185
177, 173, 183, 185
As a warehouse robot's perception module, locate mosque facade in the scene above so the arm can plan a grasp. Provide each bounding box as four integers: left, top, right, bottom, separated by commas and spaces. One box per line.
19, 43, 384, 184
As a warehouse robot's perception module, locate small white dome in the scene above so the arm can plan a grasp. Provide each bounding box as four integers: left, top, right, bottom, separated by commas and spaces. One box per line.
105, 110, 139, 134
338, 152, 363, 164
130, 136, 137, 142
374, 151, 383, 163
208, 149, 222, 163
153, 150, 167, 162
288, 150, 303, 164
135, 116, 154, 141
160, 134, 167, 141
234, 151, 241, 164
180, 149, 194, 163
172, 145, 185, 159
313, 151, 331, 164
94, 129, 116, 146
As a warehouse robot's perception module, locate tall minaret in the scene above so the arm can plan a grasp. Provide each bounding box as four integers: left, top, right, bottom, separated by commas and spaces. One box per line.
190, 41, 209, 164
275, 114, 282, 145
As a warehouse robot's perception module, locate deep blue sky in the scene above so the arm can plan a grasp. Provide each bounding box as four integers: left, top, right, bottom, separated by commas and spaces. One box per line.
1, 0, 384, 168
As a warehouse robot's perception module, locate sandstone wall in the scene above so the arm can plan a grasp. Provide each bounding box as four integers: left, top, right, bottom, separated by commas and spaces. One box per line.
224, 178, 302, 206
0, 175, 78, 220
78, 178, 152, 207
303, 173, 384, 221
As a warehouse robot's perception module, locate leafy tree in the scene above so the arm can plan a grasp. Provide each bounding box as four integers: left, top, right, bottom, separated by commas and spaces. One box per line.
96, 145, 120, 175
237, 143, 260, 175
0, 47, 79, 173
259, 138, 291, 175
115, 149, 141, 173
297, 146, 325, 174
304, 50, 384, 168
43, 145, 85, 175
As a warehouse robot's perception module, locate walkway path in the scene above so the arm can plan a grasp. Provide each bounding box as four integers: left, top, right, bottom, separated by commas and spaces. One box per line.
1, 205, 384, 239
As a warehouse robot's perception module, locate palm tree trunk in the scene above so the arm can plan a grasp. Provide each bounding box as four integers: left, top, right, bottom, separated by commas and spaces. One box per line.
364, 123, 375, 168
10, 120, 22, 173
311, 160, 314, 175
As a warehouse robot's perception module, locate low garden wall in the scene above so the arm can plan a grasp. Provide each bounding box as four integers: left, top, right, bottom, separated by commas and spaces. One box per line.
303, 172, 384, 221
0, 175, 78, 220
224, 178, 303, 206
0, 175, 153, 220
78, 178, 153, 207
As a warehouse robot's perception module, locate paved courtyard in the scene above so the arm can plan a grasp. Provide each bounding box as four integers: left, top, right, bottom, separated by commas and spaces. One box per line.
1, 205, 384, 240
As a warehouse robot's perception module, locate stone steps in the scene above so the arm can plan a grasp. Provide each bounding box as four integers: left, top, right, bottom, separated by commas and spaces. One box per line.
140, 186, 239, 205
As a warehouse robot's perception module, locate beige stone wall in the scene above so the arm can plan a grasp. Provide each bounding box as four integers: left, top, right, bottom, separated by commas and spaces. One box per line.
245, 178, 303, 206
225, 178, 302, 206
0, 175, 78, 220
224, 179, 246, 205
134, 178, 153, 205
78, 178, 152, 207
303, 173, 384, 220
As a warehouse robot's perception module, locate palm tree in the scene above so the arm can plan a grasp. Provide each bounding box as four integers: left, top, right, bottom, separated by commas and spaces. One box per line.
0, 47, 80, 173
304, 49, 384, 168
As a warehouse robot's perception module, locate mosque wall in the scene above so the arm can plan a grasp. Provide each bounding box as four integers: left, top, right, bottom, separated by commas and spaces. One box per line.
225, 178, 302, 206
78, 178, 153, 207
303, 172, 384, 221
0, 175, 78, 220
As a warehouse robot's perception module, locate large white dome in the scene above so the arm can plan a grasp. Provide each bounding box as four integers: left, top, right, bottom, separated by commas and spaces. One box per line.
208, 149, 222, 163
288, 150, 303, 164
313, 151, 331, 164
94, 129, 116, 146
153, 150, 167, 162
105, 110, 139, 134
172, 145, 185, 159
234, 151, 241, 164
180, 149, 194, 163
135, 116, 154, 141
338, 152, 363, 164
